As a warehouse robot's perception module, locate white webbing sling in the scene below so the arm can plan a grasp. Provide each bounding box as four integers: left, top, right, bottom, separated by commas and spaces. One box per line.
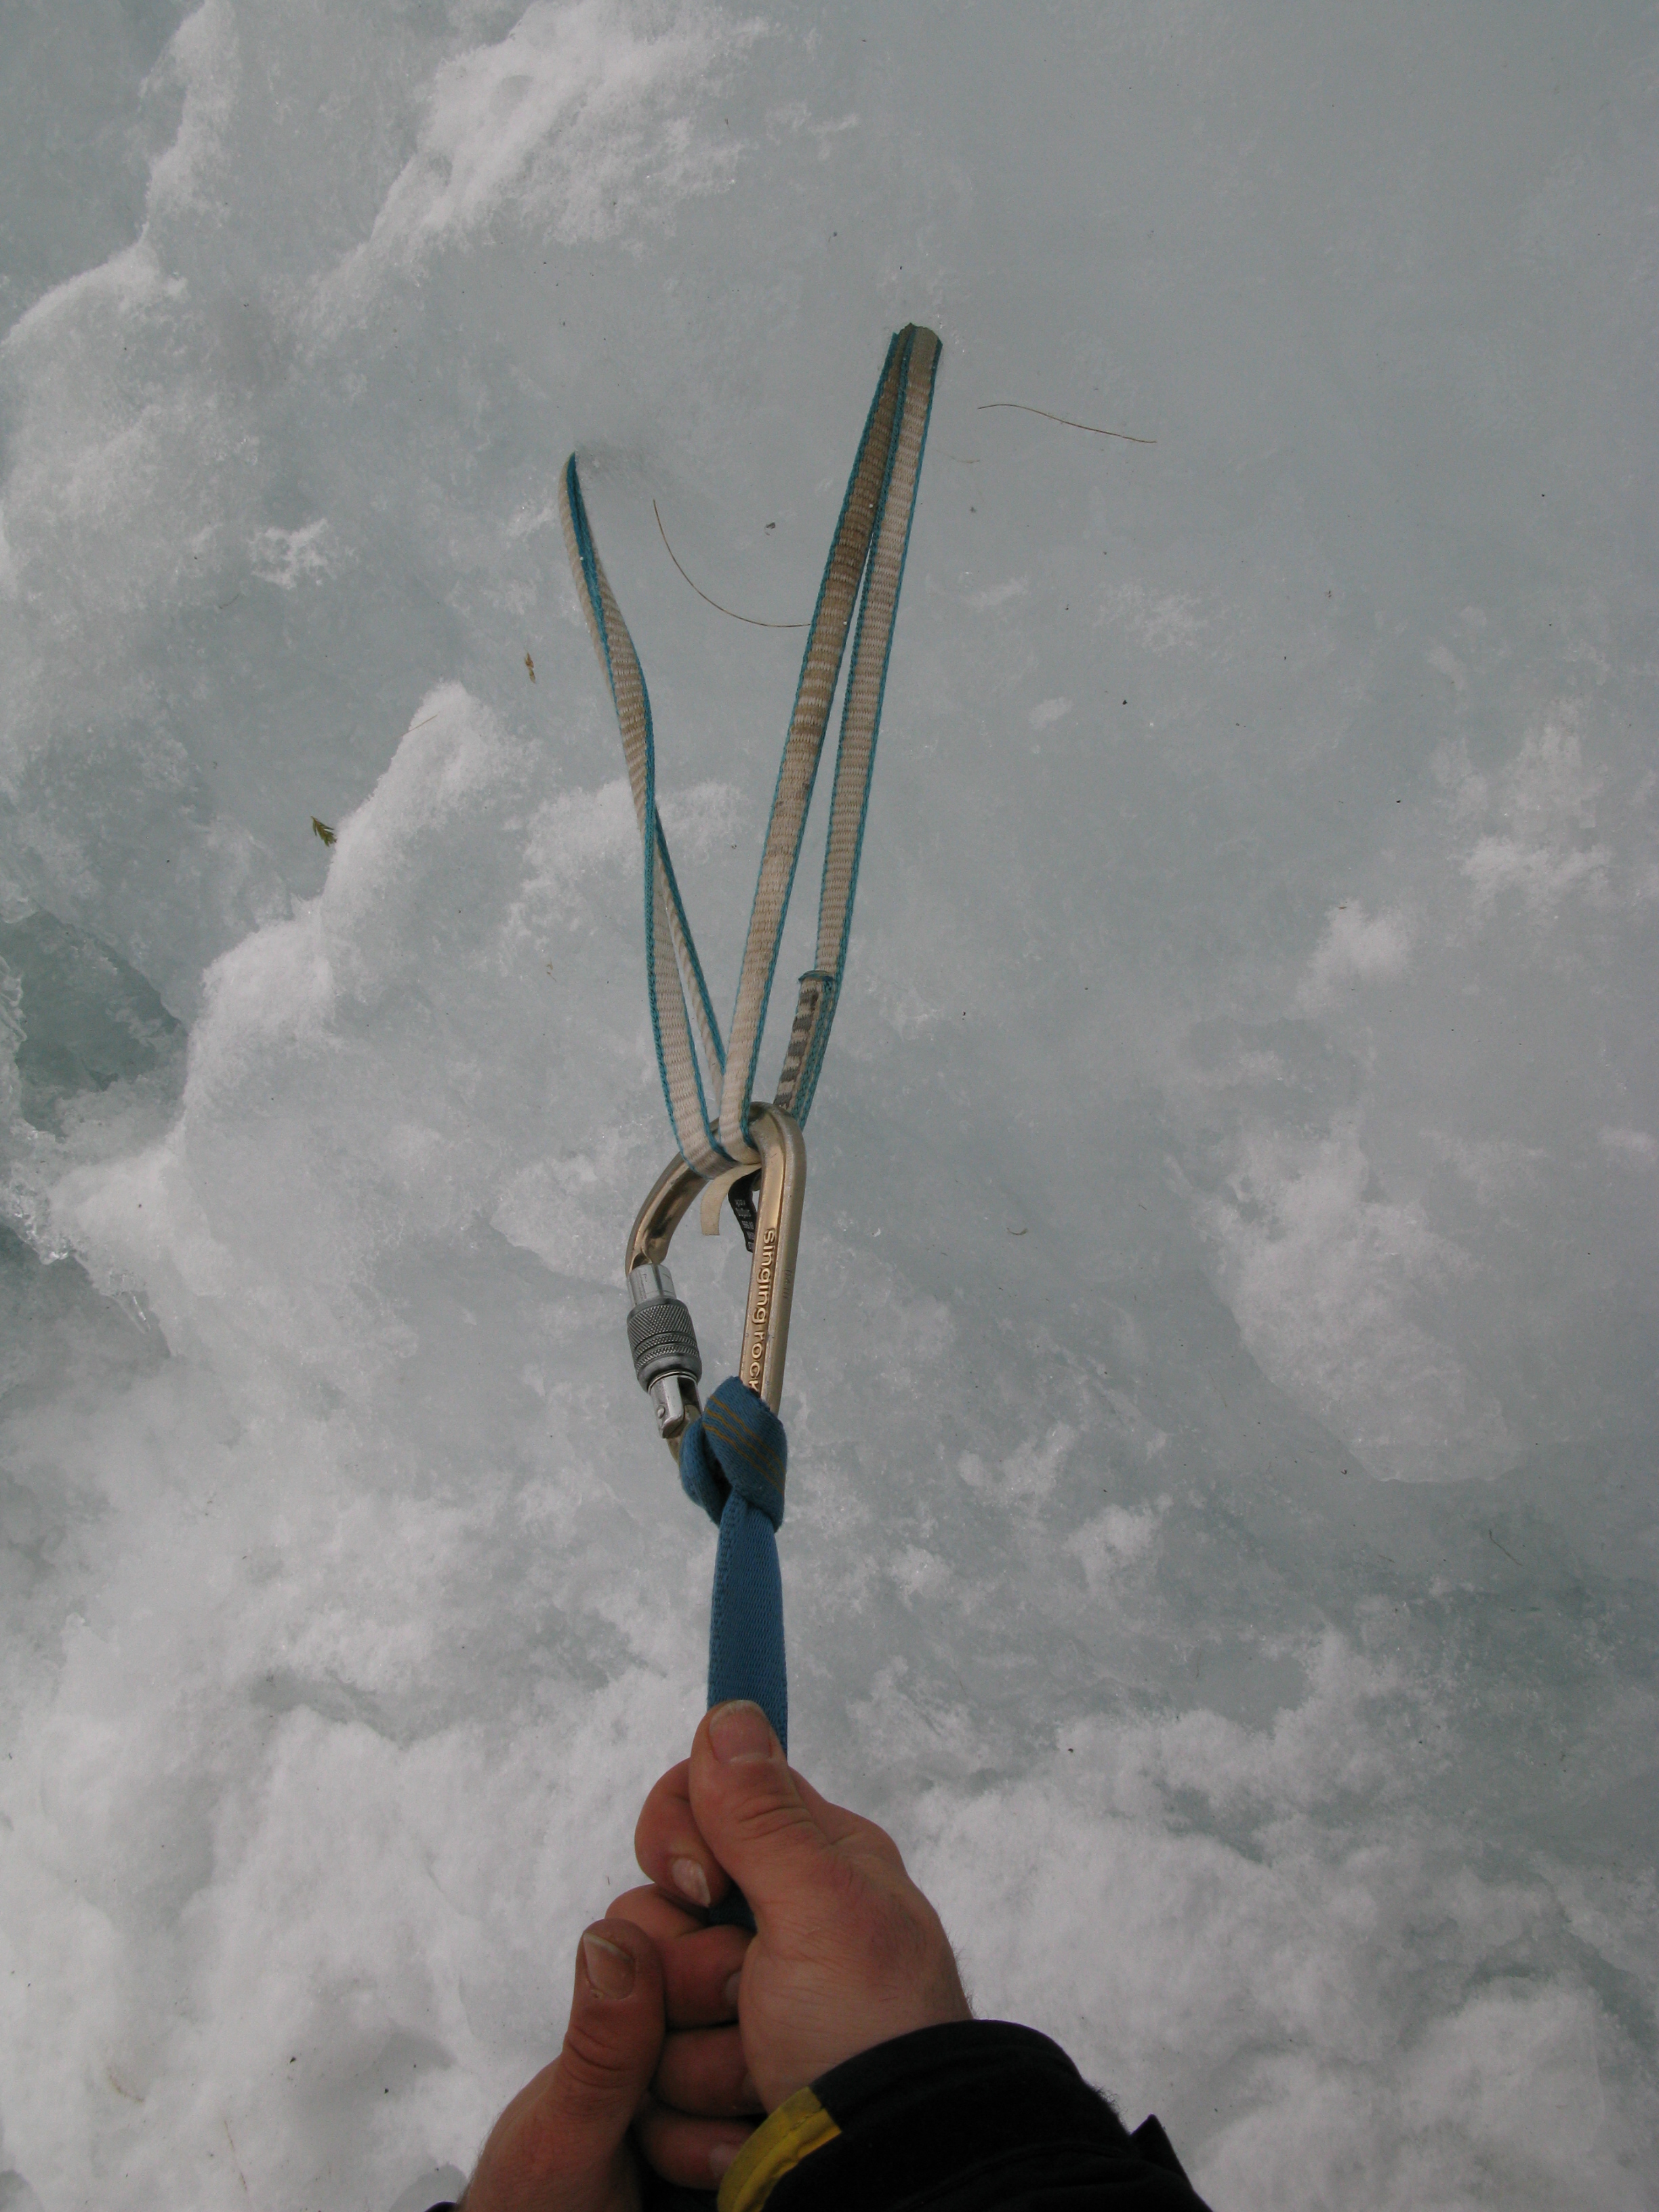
558, 324, 941, 1185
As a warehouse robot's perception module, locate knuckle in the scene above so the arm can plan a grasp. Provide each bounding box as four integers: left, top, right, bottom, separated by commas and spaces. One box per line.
635, 1763, 693, 1857
829, 1874, 943, 1980
847, 1818, 907, 1878
554, 2012, 635, 2113
733, 1792, 815, 1848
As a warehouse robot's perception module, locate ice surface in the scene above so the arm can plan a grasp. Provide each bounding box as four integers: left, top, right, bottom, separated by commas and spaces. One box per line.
1, 3, 1656, 2205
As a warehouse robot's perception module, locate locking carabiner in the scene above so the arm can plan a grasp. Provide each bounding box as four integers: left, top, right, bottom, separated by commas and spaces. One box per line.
623, 1104, 807, 1459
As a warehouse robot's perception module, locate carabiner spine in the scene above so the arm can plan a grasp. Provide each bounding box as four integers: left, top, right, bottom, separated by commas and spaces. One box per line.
740, 1105, 806, 1413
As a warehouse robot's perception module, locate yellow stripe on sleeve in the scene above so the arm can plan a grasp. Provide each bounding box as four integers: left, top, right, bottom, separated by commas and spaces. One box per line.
717, 2086, 842, 2212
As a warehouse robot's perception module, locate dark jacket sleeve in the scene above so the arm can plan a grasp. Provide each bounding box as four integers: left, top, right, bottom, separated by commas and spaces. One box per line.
691, 2018, 1213, 2212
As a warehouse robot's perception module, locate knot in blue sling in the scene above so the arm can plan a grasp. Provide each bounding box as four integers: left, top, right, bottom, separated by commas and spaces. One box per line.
680, 1378, 789, 1750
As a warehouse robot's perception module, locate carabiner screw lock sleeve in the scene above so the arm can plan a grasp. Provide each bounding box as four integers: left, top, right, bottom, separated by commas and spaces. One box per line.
626, 1262, 703, 1442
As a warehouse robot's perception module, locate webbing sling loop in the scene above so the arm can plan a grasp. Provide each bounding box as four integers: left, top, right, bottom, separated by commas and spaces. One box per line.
558, 324, 941, 1176
563, 327, 941, 1775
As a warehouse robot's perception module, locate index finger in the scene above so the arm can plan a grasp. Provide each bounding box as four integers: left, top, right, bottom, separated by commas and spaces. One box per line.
635, 1759, 733, 1911
792, 1770, 903, 1864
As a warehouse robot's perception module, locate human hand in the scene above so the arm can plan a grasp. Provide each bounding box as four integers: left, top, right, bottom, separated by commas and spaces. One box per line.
464, 1708, 971, 2204
604, 1879, 761, 2191
632, 1701, 972, 2114
462, 1917, 667, 2212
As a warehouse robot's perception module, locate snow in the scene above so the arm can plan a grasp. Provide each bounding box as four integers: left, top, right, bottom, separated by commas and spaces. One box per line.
1, 3, 1656, 2205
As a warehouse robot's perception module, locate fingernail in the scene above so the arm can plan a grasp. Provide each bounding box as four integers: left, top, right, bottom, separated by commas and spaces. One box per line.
709, 1701, 775, 1764
581, 1932, 635, 1999
670, 1856, 711, 1908
722, 1969, 743, 2014
709, 2141, 740, 2181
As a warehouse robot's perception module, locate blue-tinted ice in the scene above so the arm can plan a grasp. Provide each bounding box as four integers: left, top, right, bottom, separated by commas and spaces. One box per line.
0, 5, 1654, 2206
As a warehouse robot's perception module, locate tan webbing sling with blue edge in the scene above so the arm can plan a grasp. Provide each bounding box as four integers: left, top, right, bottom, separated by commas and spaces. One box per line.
558, 325, 941, 1786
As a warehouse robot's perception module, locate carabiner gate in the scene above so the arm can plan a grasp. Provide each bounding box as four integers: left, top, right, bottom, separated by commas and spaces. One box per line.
623, 1105, 806, 1459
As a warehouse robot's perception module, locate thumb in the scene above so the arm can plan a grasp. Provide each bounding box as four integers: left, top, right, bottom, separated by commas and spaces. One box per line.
688, 1701, 830, 1925
465, 1919, 663, 2212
